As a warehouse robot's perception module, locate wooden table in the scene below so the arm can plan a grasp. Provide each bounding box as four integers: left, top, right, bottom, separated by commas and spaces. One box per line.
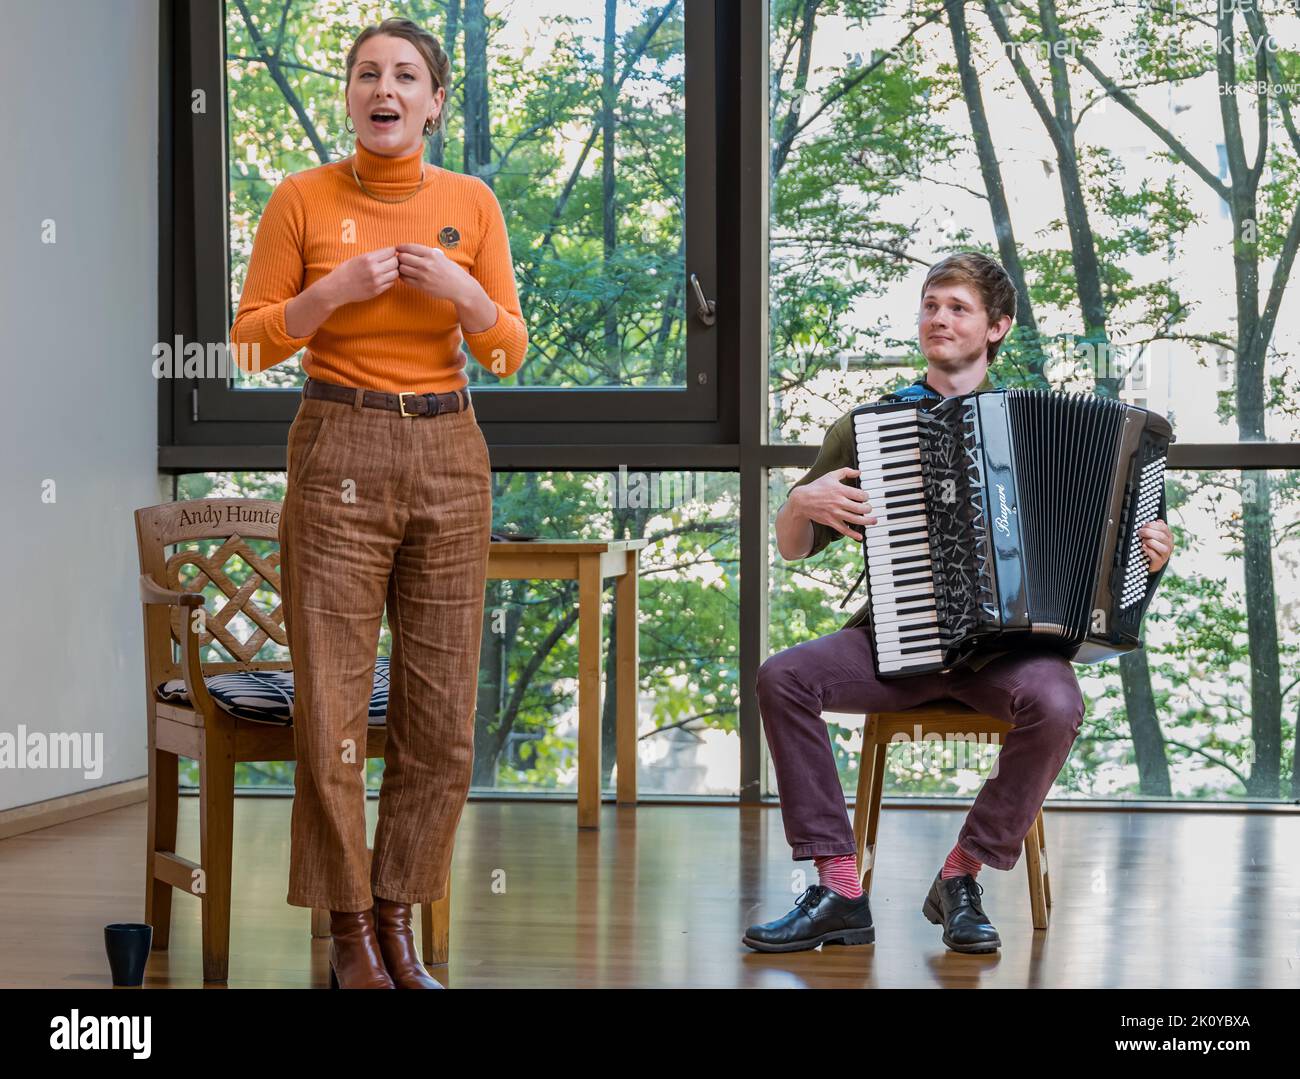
486, 539, 648, 828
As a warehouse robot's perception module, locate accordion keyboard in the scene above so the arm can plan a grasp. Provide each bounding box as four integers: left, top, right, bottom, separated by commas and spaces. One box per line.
852, 407, 946, 674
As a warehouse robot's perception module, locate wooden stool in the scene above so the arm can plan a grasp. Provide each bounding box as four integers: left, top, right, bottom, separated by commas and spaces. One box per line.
850, 703, 1052, 930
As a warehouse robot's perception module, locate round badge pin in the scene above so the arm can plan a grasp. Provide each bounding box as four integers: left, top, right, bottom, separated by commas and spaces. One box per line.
438, 225, 461, 249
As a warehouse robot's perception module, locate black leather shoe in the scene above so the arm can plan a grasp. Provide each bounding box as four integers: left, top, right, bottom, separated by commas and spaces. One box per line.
922, 872, 1001, 954
742, 884, 875, 953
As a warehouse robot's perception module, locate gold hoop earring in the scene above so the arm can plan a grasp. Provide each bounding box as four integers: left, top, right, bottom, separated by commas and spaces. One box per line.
345, 114, 355, 134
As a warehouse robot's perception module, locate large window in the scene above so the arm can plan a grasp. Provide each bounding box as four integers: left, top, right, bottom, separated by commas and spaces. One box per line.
763, 2, 1300, 804
767, 2, 1300, 447
170, 0, 718, 435
768, 467, 1299, 801
161, 3, 1300, 807
173, 466, 740, 797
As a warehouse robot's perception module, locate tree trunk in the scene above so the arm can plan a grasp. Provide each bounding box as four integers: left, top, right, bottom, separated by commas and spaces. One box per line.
1120, 650, 1170, 795
431, 0, 463, 169
1216, 2, 1282, 798
945, 0, 1048, 386
462, 0, 491, 182
981, 0, 1170, 791
602, 0, 621, 379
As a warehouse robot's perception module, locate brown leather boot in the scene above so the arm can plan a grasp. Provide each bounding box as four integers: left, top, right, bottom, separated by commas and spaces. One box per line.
373, 896, 444, 989
328, 908, 395, 988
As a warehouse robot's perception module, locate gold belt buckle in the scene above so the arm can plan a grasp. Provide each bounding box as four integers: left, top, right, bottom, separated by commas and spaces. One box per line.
398, 391, 418, 418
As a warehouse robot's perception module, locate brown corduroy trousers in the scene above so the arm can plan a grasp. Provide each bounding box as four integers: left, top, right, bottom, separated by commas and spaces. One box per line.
278, 380, 493, 911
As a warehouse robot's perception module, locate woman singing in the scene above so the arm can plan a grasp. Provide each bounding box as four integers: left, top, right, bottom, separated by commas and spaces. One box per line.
230, 17, 528, 988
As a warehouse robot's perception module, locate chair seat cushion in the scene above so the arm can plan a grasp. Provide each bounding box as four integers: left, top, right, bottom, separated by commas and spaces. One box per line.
155, 656, 390, 727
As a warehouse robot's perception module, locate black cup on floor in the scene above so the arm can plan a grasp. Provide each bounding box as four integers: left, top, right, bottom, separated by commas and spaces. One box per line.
104, 923, 153, 986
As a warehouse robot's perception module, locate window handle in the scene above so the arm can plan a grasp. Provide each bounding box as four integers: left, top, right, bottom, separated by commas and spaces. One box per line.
690, 272, 717, 327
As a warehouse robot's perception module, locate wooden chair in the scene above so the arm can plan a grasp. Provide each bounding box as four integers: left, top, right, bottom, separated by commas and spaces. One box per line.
851, 703, 1052, 930
135, 497, 450, 982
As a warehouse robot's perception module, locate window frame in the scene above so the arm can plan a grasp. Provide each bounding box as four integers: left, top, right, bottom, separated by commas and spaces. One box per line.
162, 0, 722, 466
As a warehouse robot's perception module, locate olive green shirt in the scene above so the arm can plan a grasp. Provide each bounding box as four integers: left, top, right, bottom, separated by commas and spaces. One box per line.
786, 370, 1004, 672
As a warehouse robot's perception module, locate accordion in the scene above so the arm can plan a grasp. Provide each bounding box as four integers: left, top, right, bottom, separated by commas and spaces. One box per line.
848, 389, 1173, 677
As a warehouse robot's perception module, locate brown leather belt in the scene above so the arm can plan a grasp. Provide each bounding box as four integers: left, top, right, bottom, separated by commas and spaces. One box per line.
303, 376, 470, 417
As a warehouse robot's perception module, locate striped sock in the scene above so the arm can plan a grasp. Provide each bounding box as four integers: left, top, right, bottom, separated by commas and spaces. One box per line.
940, 841, 983, 880
814, 854, 863, 899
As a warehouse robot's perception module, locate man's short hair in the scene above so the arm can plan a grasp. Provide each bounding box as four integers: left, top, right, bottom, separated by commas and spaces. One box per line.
921, 252, 1018, 363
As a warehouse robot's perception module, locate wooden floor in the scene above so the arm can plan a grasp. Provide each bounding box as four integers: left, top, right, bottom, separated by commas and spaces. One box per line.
1, 797, 1297, 988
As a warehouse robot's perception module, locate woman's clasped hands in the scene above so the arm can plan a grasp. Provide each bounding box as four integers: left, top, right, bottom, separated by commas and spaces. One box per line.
322, 243, 472, 307
394, 242, 472, 301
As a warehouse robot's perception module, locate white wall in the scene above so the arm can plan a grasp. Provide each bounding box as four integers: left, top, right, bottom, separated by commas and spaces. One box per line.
0, 0, 163, 809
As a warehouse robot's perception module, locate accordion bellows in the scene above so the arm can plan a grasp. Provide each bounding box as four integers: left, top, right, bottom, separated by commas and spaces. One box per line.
850, 389, 1173, 677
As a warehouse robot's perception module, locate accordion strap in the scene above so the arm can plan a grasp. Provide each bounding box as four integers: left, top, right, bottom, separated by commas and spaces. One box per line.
839, 563, 868, 610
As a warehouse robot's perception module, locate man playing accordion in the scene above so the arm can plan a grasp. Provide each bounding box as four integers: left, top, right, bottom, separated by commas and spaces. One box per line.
745, 252, 1174, 955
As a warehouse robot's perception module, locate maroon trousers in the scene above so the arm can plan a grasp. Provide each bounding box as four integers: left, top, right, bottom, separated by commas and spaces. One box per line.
756, 627, 1085, 870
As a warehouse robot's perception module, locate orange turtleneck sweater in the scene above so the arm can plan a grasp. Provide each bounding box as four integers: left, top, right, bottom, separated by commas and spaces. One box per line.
230, 139, 528, 394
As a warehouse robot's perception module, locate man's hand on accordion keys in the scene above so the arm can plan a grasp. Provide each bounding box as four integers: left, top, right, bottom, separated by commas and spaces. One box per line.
1139, 518, 1173, 573
794, 467, 878, 543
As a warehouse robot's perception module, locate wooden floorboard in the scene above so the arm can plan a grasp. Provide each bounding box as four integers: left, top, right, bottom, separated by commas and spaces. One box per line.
0, 798, 1296, 988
